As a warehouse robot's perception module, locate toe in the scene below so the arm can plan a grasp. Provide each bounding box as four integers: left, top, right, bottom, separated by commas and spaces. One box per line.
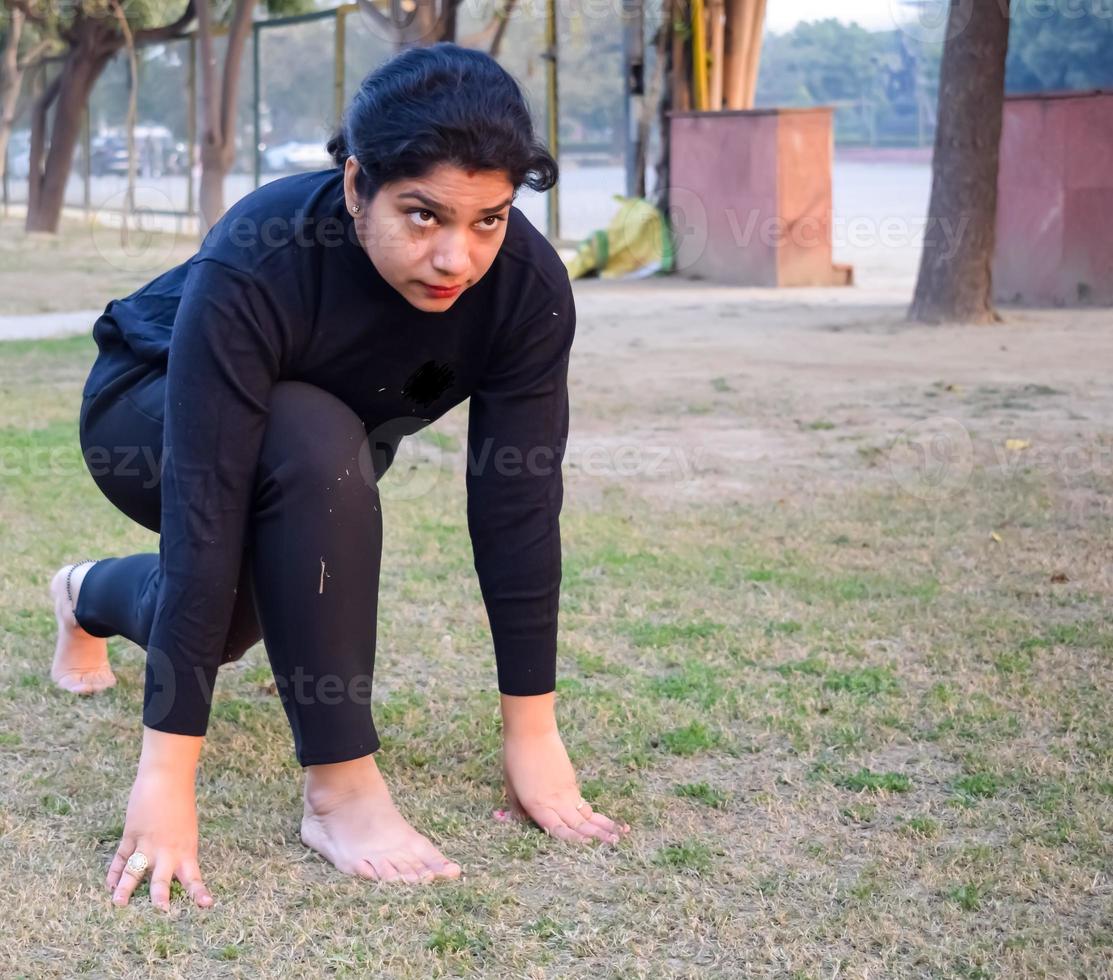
88, 671, 117, 692
412, 839, 459, 877
368, 856, 402, 882
58, 676, 93, 695
391, 856, 426, 883
353, 859, 379, 881
412, 862, 438, 883
422, 856, 461, 879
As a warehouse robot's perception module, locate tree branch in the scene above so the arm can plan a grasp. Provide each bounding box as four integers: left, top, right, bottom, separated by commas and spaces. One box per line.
133, 0, 197, 45
5, 0, 48, 30
219, 0, 253, 145
458, 0, 516, 56
355, 0, 394, 32
17, 38, 54, 70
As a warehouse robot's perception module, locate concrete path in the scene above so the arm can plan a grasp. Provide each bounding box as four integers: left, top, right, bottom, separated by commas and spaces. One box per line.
0, 309, 101, 341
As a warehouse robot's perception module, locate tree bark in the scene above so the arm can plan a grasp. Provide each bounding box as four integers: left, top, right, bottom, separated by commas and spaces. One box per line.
458, 0, 517, 57
195, 0, 253, 232
110, 0, 138, 217
653, 0, 676, 215
24, 14, 115, 232
0, 6, 26, 183
1, 6, 53, 181
22, 0, 196, 233
908, 0, 1012, 324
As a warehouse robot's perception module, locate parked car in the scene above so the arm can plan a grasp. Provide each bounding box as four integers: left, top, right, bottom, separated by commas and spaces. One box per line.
260, 140, 332, 174
88, 126, 189, 177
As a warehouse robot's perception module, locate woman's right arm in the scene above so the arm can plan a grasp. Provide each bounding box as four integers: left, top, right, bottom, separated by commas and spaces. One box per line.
106, 728, 212, 910
143, 256, 291, 737
108, 256, 293, 910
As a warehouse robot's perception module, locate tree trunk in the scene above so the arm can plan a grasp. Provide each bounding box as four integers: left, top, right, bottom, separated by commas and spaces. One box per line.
908, 0, 1012, 324
670, 0, 690, 113
110, 0, 138, 218
24, 13, 116, 232
0, 6, 26, 184
194, 0, 252, 233
653, 0, 676, 215
19, 0, 194, 234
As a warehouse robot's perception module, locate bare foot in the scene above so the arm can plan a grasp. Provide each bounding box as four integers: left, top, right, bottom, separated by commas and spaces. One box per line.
50, 562, 116, 695
300, 754, 463, 884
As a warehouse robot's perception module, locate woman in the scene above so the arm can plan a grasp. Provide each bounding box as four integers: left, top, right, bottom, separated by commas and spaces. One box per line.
51, 42, 630, 912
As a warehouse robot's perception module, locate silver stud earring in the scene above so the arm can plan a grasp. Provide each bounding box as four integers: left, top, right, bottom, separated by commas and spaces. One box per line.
351, 205, 360, 213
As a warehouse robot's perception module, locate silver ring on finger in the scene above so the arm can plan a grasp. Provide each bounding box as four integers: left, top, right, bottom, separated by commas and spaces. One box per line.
123, 850, 150, 879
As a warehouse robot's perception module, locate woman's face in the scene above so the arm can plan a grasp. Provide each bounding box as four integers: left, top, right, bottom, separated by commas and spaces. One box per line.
343, 157, 515, 312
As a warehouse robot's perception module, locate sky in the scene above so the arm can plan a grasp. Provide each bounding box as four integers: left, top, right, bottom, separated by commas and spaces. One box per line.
764, 0, 918, 34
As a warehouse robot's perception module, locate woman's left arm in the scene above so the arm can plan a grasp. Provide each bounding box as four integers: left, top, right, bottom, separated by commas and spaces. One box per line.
466, 272, 631, 846
465, 273, 575, 708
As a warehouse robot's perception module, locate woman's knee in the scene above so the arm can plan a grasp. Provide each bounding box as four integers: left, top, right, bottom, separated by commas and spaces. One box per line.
256, 381, 379, 501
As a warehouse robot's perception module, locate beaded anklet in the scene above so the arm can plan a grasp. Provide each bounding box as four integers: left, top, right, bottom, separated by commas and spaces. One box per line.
66, 559, 99, 622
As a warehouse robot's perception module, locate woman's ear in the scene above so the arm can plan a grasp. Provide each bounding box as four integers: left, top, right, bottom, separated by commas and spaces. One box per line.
343, 156, 361, 212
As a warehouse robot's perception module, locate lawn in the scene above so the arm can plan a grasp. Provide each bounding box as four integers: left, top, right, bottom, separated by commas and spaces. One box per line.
0, 213, 197, 315
0, 300, 1110, 976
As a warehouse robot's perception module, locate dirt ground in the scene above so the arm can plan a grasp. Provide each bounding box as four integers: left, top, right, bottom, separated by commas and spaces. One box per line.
562, 275, 1113, 511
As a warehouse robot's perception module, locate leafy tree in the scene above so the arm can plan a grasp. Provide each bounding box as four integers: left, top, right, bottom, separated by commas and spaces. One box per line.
0, 3, 56, 182
1006, 3, 1113, 93
753, 10, 1113, 147
8, 0, 196, 233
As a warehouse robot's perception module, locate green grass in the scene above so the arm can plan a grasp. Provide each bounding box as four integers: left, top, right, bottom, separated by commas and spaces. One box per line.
953, 773, 1001, 800
835, 769, 914, 794
822, 665, 900, 696
673, 781, 731, 809
646, 659, 726, 707
426, 922, 489, 955
658, 720, 723, 756
653, 839, 716, 874
946, 883, 988, 913
896, 815, 941, 838
1, 325, 1110, 977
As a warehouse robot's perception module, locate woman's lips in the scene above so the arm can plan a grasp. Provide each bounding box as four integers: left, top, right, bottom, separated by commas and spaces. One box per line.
420, 281, 463, 298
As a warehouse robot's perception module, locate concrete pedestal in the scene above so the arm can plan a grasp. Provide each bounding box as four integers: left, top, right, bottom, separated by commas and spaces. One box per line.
994, 89, 1113, 307
667, 107, 851, 287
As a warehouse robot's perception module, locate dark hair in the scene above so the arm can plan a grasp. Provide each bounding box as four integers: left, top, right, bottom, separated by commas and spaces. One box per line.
326, 43, 558, 203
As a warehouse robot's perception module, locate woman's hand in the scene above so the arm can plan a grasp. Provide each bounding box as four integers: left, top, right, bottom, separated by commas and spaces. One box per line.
106, 731, 215, 912
497, 727, 631, 845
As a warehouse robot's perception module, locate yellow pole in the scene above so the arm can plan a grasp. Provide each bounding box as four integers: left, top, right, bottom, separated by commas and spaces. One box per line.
690, 0, 709, 111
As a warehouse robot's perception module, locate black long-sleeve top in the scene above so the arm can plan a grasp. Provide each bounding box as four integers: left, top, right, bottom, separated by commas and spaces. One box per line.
82, 167, 576, 737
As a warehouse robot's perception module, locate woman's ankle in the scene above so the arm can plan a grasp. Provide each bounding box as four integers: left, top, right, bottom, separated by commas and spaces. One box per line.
303, 753, 388, 807
66, 561, 98, 629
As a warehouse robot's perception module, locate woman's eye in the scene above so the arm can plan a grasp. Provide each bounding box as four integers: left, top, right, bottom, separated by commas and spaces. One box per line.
477, 214, 506, 230
407, 209, 436, 227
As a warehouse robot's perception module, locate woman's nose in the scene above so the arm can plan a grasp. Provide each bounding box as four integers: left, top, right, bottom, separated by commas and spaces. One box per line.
431, 232, 470, 278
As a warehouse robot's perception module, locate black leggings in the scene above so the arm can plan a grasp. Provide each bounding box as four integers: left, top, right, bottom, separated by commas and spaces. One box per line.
76, 367, 383, 766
